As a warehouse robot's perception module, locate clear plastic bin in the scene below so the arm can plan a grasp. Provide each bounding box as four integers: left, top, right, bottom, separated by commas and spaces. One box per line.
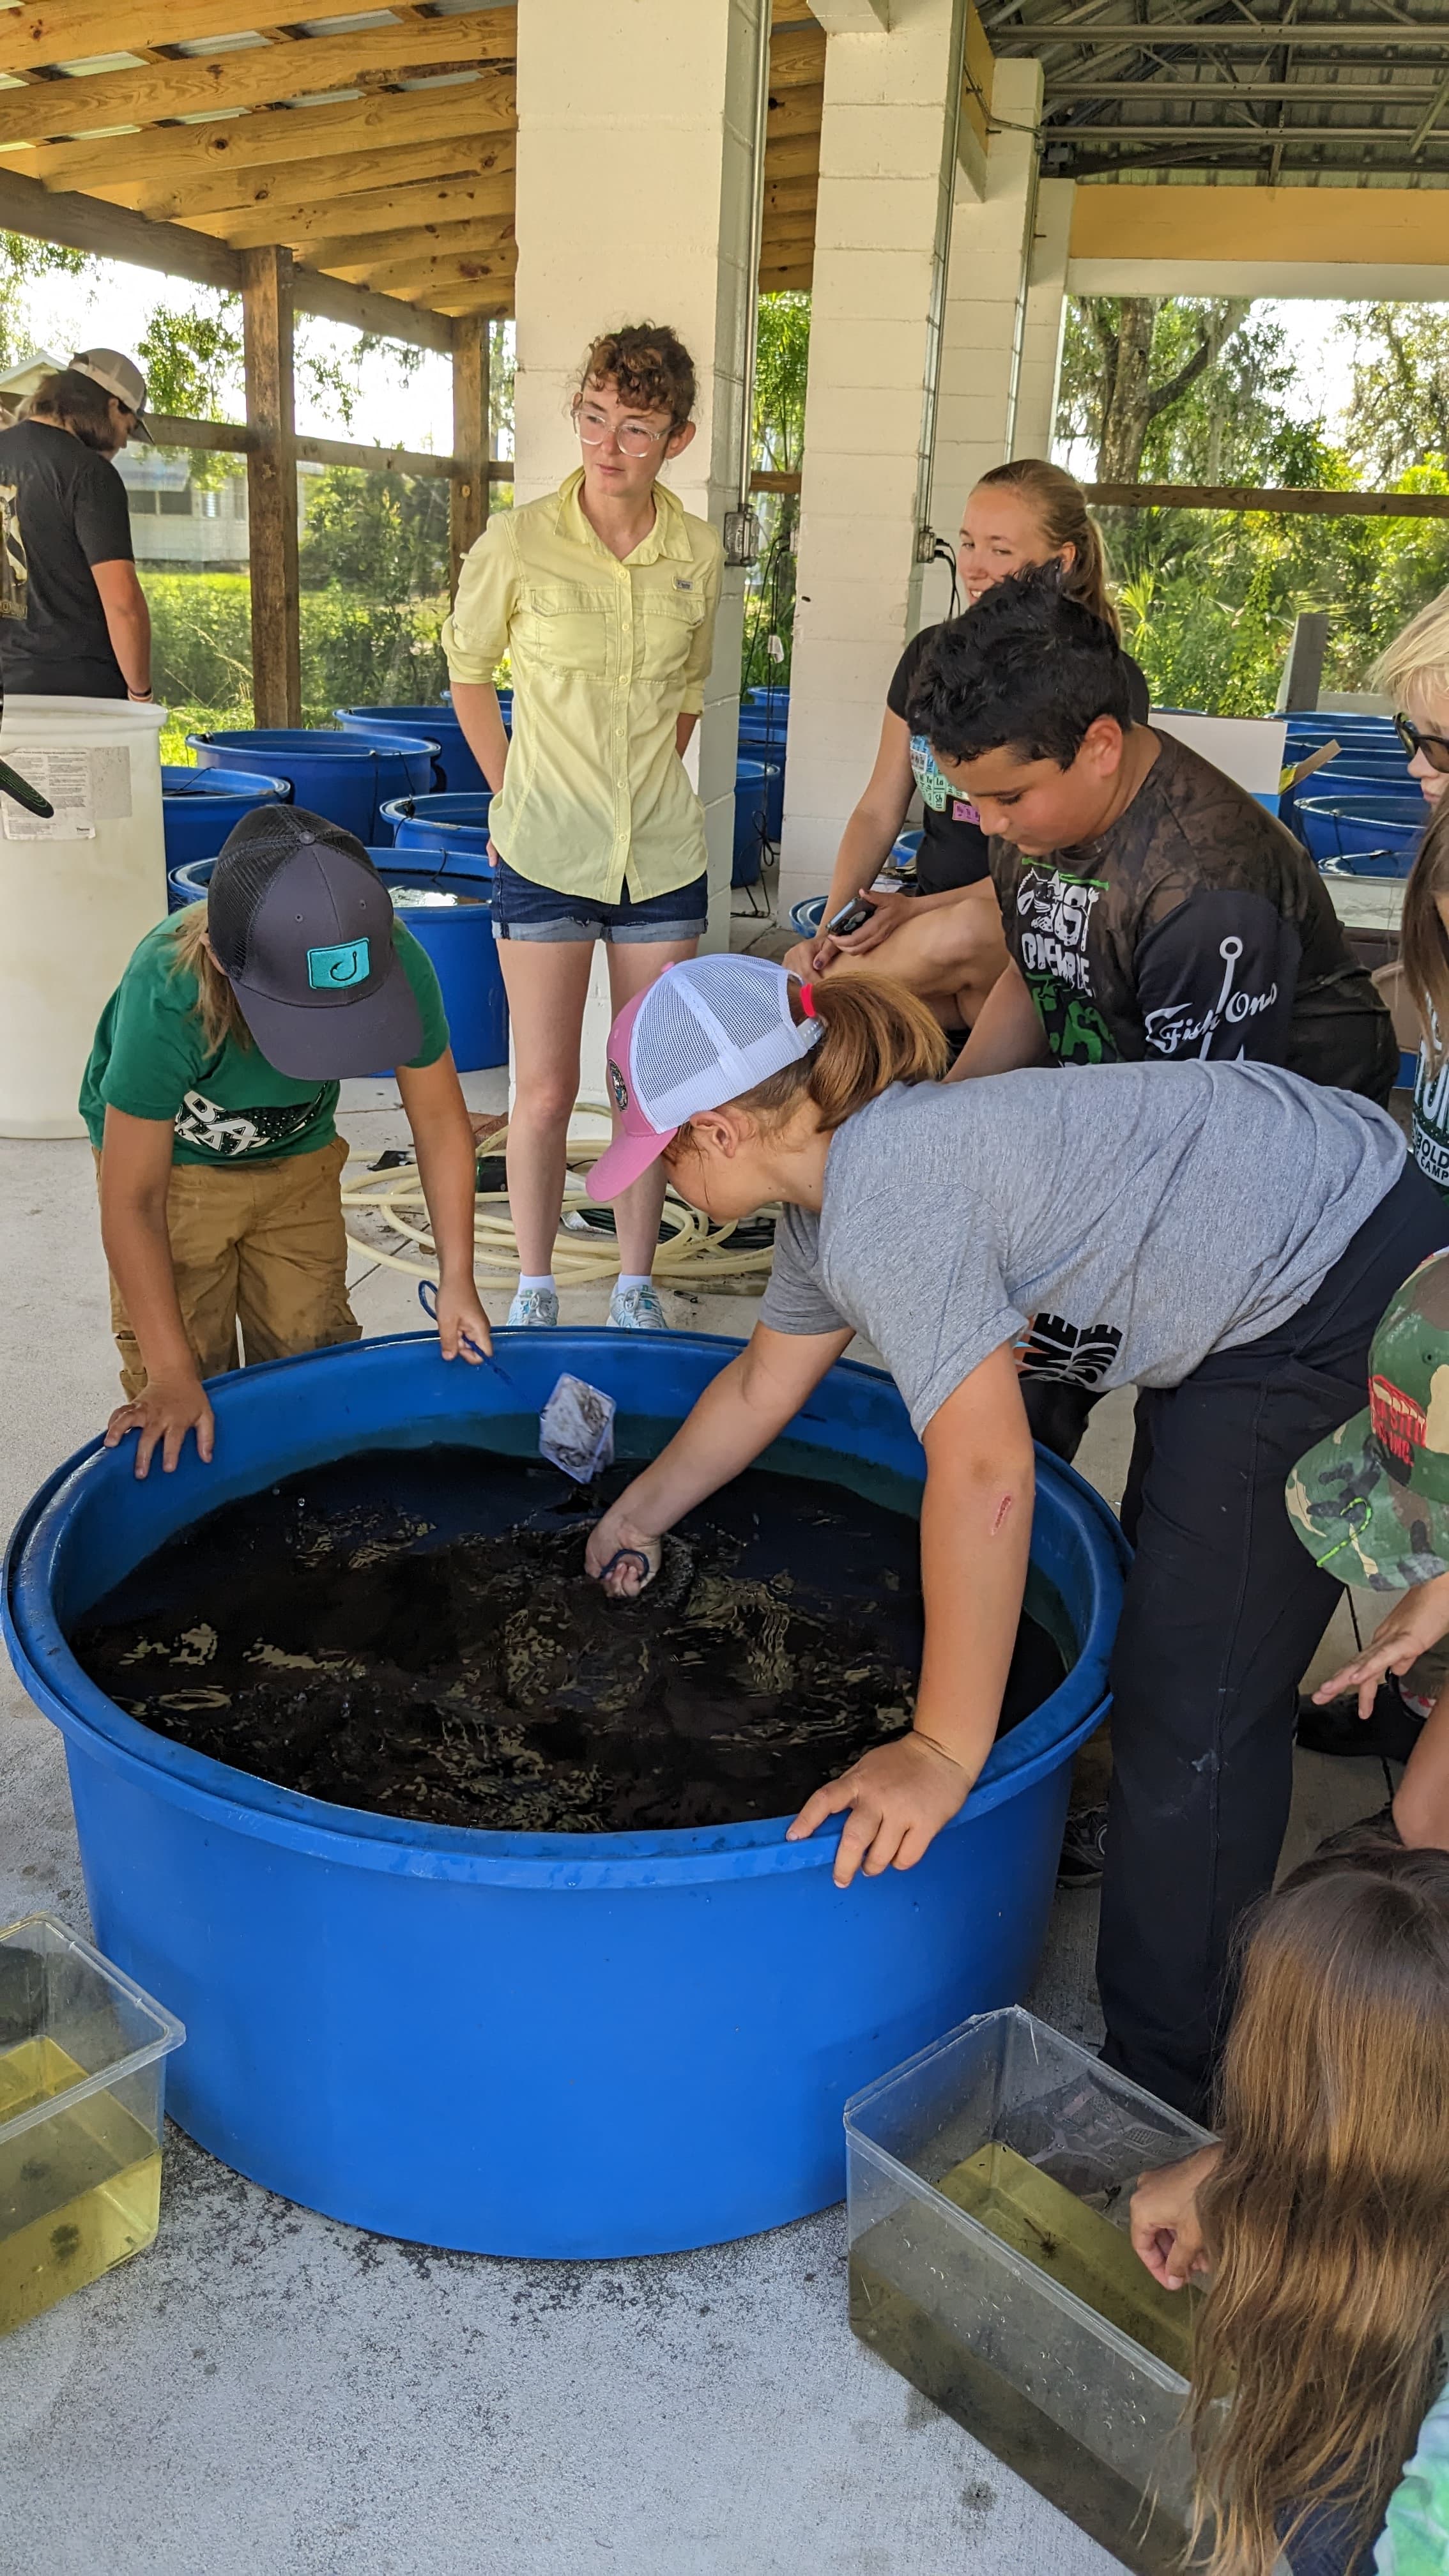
845, 2007, 1215, 2576
0, 1914, 184, 2336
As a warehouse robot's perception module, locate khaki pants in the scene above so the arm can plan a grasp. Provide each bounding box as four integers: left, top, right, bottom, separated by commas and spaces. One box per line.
97, 1135, 360, 1400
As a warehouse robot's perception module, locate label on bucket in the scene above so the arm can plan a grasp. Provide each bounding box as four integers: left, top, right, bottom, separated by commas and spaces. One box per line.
2, 745, 131, 839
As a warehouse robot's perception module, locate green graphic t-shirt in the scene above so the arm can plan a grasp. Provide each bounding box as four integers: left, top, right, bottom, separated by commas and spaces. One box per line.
80, 916, 450, 1164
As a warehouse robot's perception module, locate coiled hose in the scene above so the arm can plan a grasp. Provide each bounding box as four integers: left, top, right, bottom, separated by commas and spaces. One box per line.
341, 1105, 779, 1288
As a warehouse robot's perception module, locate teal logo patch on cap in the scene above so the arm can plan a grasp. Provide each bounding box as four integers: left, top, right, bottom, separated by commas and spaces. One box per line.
307, 937, 371, 990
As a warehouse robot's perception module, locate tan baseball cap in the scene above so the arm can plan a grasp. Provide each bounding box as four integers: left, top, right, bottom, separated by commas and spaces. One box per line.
70, 348, 152, 440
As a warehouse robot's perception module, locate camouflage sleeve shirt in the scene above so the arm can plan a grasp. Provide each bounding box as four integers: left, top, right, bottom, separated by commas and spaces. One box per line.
989, 728, 1395, 1103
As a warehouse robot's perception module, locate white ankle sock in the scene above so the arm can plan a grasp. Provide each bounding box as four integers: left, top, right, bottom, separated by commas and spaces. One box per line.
519, 1274, 556, 1294
616, 1274, 652, 1294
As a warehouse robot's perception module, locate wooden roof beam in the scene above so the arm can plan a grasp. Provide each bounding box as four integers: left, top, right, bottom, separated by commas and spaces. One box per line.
353, 241, 517, 297
0, 157, 452, 353
769, 26, 827, 88
112, 132, 514, 226
0, 0, 463, 77
765, 82, 824, 142
763, 133, 823, 181
203, 167, 516, 254
13, 71, 516, 194
311, 212, 515, 279
0, 13, 517, 150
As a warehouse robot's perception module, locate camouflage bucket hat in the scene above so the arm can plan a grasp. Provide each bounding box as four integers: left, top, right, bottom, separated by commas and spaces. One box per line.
1287, 1248, 1449, 1592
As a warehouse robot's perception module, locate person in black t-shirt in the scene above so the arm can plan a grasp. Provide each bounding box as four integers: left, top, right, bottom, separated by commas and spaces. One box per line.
906, 566, 1394, 1105
0, 351, 153, 702
783, 459, 1147, 1031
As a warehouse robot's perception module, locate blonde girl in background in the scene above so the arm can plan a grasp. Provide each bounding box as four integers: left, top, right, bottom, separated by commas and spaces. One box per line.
781, 459, 1150, 1032
1131, 1836, 1449, 2576
1370, 590, 1449, 1193
443, 323, 723, 1334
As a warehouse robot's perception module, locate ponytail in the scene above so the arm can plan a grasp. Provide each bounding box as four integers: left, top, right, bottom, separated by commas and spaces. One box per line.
974, 457, 1121, 640
737, 973, 948, 1133
167, 901, 252, 1055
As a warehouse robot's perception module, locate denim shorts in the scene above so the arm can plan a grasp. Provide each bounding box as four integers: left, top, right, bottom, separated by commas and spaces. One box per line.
491, 858, 708, 946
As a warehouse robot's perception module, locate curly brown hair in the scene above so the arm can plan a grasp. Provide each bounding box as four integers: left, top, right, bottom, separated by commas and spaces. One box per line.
578, 323, 698, 430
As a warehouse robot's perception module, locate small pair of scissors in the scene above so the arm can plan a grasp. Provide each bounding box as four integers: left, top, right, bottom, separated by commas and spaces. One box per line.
417, 1278, 515, 1384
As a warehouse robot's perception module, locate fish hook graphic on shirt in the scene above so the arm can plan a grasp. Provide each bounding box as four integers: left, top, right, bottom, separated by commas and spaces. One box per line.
1143, 936, 1280, 1061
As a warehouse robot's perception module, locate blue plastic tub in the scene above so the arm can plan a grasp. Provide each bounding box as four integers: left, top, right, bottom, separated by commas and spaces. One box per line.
3, 1330, 1126, 2258
1297, 792, 1425, 867
739, 716, 787, 838
381, 792, 494, 862
160, 765, 291, 894
733, 759, 777, 885
335, 703, 503, 793
169, 850, 507, 1071
1322, 850, 1420, 882
188, 727, 440, 845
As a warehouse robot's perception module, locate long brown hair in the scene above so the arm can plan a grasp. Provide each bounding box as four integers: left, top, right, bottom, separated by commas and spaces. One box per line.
672, 974, 947, 1161
973, 457, 1121, 639
1400, 793, 1448, 1060
1188, 1837, 1449, 2576
166, 903, 252, 1055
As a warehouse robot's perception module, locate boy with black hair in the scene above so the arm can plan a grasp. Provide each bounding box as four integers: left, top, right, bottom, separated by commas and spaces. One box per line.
905, 568, 1394, 1103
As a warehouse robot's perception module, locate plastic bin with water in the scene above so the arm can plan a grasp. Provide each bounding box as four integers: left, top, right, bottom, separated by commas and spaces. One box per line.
0, 1913, 183, 2336
845, 2007, 1213, 2575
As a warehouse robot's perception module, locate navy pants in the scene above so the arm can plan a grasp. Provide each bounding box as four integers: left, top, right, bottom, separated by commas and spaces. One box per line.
1097, 1162, 1449, 2119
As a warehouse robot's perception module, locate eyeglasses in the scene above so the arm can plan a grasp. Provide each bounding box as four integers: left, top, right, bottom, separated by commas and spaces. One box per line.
1395, 712, 1449, 774
574, 401, 672, 459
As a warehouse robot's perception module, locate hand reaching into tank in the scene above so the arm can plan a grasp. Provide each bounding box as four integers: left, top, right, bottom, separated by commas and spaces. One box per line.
786, 1728, 972, 1889
103, 1372, 215, 1479
585, 1503, 663, 1598
1129, 2145, 1220, 2290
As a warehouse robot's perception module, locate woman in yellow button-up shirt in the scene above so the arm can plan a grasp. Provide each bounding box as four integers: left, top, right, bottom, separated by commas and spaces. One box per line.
444, 323, 723, 1333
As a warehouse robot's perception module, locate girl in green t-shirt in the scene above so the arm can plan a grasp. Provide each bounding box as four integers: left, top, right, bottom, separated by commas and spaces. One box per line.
85, 808, 491, 1477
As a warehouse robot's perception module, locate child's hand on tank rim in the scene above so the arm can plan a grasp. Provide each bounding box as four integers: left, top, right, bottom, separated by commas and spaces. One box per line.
431, 1273, 493, 1363
786, 1727, 972, 1888
103, 1371, 216, 1479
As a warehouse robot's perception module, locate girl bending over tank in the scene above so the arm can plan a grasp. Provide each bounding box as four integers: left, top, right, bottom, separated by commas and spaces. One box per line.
581, 955, 1446, 2122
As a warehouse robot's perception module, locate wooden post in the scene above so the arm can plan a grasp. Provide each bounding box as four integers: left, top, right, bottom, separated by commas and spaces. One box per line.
450, 312, 489, 600
242, 245, 301, 727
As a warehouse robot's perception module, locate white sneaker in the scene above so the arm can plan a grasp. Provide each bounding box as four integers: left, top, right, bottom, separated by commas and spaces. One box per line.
608, 1282, 668, 1331
507, 1285, 559, 1328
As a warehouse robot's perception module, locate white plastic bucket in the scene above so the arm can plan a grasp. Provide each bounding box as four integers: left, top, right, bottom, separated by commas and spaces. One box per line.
0, 696, 168, 1138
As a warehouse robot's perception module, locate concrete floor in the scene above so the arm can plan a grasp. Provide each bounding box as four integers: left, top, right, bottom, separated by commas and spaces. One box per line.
0, 1085, 1395, 2576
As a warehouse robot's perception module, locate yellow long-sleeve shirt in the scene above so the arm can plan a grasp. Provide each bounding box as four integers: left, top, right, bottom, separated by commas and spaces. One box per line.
441, 468, 723, 903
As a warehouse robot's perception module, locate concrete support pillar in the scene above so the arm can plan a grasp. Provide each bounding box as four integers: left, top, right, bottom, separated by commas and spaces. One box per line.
778, 0, 969, 921
919, 56, 1045, 625
512, 0, 766, 969
1014, 176, 1074, 463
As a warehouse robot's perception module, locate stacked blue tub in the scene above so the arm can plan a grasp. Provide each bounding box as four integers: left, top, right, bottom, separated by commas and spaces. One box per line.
739, 687, 788, 843
188, 726, 440, 845
161, 764, 291, 910
335, 696, 511, 795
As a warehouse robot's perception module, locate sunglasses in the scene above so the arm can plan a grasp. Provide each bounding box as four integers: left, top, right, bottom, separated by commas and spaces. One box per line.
1395, 712, 1449, 774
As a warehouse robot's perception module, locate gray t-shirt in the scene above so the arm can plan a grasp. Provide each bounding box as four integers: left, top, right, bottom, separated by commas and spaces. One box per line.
759, 1061, 1406, 1436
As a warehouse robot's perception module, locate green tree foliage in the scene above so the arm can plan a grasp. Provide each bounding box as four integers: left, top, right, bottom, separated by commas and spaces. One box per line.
742, 291, 809, 691
298, 463, 450, 600
0, 234, 84, 371
1061, 296, 1449, 713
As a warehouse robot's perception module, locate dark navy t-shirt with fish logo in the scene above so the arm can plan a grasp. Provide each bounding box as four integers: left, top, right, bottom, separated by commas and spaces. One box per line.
988, 728, 1395, 1103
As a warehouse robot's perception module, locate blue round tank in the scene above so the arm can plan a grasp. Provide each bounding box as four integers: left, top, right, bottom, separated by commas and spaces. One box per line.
188, 728, 440, 844
1298, 791, 1425, 867
167, 852, 507, 1071
160, 765, 291, 887
334, 705, 501, 793
381, 792, 494, 862
3, 1331, 1126, 2259
733, 759, 776, 885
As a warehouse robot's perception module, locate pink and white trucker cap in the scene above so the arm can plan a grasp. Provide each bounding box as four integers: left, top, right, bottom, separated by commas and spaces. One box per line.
588, 955, 821, 1202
